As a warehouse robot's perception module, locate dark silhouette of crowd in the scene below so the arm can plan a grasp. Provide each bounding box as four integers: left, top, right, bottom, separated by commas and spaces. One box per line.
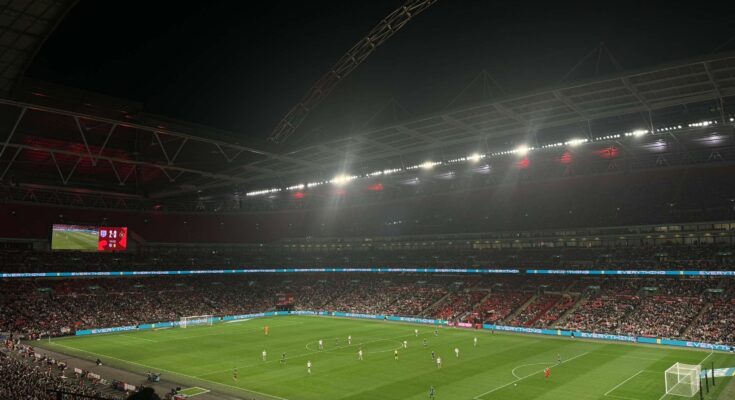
2, 242, 734, 273
0, 346, 123, 400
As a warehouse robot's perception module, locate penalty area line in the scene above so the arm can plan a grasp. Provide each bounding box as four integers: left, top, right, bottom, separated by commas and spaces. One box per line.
604, 369, 645, 397
472, 351, 590, 399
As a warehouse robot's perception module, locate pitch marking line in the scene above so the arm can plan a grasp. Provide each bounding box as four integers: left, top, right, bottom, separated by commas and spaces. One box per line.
51, 342, 288, 400
606, 394, 645, 400
604, 370, 645, 396
180, 387, 211, 397
604, 370, 660, 398
472, 351, 590, 399
511, 362, 551, 379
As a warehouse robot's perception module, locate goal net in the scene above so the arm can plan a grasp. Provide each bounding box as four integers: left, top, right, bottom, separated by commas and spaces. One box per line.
665, 362, 701, 397
179, 315, 214, 328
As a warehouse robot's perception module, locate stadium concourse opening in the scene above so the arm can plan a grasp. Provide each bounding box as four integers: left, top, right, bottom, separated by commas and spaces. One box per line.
3, 1, 735, 400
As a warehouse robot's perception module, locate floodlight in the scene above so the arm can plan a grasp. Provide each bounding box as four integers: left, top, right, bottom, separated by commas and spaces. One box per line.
514, 145, 529, 156
332, 175, 355, 185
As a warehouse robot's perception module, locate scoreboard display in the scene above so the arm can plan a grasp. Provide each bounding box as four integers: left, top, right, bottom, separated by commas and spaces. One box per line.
52, 224, 128, 252
276, 292, 295, 306
97, 227, 128, 251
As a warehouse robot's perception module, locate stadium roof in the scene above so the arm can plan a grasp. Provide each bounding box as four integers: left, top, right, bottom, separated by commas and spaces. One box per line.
0, 0, 75, 95
1, 51, 735, 211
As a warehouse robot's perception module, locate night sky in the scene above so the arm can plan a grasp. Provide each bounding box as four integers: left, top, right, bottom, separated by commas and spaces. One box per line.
26, 1, 735, 147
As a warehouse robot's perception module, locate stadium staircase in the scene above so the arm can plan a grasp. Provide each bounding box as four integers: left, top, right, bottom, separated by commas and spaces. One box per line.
682, 302, 713, 337
554, 294, 588, 326
457, 289, 491, 321
524, 295, 562, 327
463, 291, 494, 320
615, 296, 643, 328
420, 291, 452, 317
502, 294, 536, 324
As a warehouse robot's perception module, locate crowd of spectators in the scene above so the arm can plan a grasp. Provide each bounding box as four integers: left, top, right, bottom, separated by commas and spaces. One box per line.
465, 292, 533, 323
0, 346, 123, 400
536, 295, 577, 326
559, 294, 640, 333
509, 294, 560, 326
433, 290, 487, 321
1, 242, 734, 273
686, 298, 735, 345
618, 296, 704, 338
1, 274, 733, 345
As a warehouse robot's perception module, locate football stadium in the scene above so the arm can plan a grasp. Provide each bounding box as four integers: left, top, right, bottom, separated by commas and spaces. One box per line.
1, 1, 735, 399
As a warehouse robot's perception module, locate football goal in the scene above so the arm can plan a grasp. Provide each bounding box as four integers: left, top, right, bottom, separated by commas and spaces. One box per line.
664, 362, 701, 397
180, 315, 214, 328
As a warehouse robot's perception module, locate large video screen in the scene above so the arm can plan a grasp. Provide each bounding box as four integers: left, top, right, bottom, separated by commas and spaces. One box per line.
51, 225, 128, 252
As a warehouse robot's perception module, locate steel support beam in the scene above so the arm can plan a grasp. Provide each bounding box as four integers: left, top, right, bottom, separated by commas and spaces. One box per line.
552, 90, 590, 119
0, 107, 26, 159
0, 142, 254, 185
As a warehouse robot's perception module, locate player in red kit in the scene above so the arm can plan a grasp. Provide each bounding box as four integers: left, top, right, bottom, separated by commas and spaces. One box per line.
544, 367, 550, 379
264, 325, 269, 336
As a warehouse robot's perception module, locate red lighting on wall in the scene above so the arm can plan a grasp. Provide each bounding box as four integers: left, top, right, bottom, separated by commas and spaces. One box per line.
596, 146, 619, 159
293, 192, 305, 199
368, 183, 384, 191
335, 188, 347, 196
516, 157, 530, 169
560, 151, 573, 164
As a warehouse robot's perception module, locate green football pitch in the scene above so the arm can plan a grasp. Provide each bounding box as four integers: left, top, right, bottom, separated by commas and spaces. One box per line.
42, 316, 735, 400
51, 230, 98, 250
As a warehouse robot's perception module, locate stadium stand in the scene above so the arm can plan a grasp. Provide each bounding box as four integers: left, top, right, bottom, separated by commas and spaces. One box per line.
2, 273, 733, 346
0, 348, 123, 400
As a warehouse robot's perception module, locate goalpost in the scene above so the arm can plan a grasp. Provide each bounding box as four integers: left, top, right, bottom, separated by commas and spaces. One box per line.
665, 362, 701, 397
180, 315, 215, 328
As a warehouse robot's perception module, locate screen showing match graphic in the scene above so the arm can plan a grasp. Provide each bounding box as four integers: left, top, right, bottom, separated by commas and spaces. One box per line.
51, 224, 128, 252
97, 226, 128, 251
